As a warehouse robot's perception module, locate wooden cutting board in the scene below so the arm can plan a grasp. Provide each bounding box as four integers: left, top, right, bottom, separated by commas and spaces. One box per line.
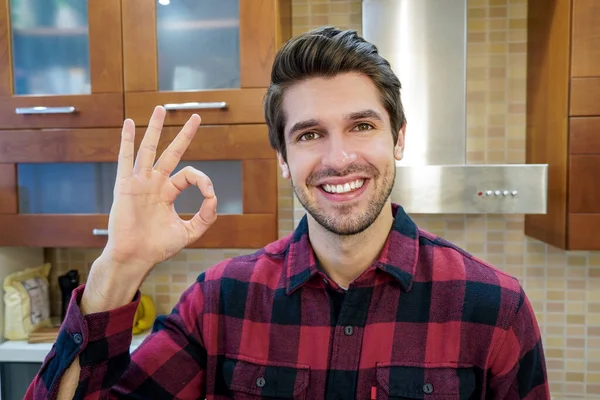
27, 326, 60, 343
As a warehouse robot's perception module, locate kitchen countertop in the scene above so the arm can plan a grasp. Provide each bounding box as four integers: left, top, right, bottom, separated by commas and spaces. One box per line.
0, 332, 151, 363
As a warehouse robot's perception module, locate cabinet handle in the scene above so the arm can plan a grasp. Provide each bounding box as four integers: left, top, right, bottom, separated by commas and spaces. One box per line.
163, 102, 228, 111
15, 106, 77, 114
92, 229, 109, 236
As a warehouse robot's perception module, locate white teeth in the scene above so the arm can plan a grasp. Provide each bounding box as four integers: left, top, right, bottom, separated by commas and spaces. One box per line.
322, 179, 365, 194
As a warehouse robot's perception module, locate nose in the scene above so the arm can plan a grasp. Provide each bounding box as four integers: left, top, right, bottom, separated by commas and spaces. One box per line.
322, 135, 357, 171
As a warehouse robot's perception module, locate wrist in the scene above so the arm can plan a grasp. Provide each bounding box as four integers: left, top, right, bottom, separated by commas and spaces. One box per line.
80, 256, 149, 314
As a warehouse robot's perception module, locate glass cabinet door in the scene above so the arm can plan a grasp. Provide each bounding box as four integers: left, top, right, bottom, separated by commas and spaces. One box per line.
0, 0, 124, 129
156, 0, 240, 92
122, 0, 290, 126
10, 0, 90, 96
16, 161, 244, 215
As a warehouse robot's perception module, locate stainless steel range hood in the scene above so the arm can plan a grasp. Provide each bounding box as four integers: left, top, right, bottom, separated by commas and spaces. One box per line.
362, 0, 548, 214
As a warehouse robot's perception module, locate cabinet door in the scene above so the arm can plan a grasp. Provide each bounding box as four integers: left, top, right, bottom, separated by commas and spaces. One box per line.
570, 117, 600, 154
122, 0, 291, 126
0, 0, 124, 129
571, 0, 600, 77
0, 362, 43, 400
569, 155, 600, 213
0, 125, 278, 248
570, 78, 600, 116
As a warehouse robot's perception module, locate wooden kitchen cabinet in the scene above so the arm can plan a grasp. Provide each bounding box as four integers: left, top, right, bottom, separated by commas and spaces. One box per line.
0, 125, 278, 248
0, 0, 124, 129
525, 0, 600, 250
122, 0, 289, 126
571, 0, 600, 78
0, 0, 291, 249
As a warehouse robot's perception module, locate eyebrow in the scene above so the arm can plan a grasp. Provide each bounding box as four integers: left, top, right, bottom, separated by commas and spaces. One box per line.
286, 109, 384, 139
345, 109, 384, 123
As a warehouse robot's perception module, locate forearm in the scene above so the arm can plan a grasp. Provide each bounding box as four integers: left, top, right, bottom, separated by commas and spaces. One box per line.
81, 255, 150, 314
46, 257, 146, 399
56, 359, 81, 400
25, 283, 140, 400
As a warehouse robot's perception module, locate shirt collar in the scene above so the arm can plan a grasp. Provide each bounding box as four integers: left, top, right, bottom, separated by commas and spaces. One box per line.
284, 203, 419, 295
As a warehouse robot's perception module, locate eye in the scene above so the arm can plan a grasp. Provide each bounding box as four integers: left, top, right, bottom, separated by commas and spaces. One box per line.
353, 123, 374, 131
298, 132, 321, 141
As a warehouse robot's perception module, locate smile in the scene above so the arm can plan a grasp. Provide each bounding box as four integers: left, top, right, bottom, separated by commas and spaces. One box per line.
321, 179, 365, 194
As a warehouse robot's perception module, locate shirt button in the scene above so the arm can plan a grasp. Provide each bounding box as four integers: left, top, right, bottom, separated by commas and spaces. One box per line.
256, 377, 266, 388
72, 333, 83, 345
423, 383, 434, 394
344, 325, 354, 336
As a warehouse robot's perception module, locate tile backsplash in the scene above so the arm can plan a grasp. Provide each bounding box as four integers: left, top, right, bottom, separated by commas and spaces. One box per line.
46, 0, 600, 398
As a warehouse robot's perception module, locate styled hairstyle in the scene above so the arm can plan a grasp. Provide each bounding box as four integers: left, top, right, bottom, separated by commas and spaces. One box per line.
263, 26, 406, 162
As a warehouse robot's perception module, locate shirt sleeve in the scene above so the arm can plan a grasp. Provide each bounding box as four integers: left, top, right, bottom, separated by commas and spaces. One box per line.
24, 282, 208, 399
487, 286, 550, 399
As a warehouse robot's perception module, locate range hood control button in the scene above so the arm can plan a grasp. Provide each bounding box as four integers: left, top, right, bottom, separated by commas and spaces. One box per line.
482, 190, 518, 197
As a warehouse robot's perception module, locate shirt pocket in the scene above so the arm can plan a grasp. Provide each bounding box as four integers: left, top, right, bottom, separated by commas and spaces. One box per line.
222, 354, 310, 399
375, 363, 477, 400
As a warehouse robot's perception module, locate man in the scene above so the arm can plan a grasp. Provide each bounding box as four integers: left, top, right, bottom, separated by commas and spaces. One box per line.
26, 27, 549, 399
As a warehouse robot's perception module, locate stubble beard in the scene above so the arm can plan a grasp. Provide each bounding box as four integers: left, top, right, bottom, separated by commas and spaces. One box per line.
292, 163, 396, 236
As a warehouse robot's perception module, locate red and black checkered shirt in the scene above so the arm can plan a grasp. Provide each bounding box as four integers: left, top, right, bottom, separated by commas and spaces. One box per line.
26, 204, 549, 399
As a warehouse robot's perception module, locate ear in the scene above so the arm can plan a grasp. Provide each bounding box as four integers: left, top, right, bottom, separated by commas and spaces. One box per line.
277, 152, 290, 179
394, 123, 406, 161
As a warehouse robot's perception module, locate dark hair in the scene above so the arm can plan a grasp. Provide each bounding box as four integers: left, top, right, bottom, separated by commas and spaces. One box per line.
264, 26, 406, 162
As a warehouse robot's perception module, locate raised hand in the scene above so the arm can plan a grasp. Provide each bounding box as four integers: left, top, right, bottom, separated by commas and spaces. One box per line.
82, 106, 217, 313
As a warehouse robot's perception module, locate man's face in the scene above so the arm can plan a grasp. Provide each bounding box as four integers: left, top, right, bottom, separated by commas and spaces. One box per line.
280, 72, 405, 235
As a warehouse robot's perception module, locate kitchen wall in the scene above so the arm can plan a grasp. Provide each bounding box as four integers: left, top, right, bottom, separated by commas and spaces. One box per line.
46, 0, 600, 398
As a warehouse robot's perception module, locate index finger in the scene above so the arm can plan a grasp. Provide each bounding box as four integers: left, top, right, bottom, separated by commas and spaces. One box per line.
154, 113, 201, 177
116, 118, 136, 180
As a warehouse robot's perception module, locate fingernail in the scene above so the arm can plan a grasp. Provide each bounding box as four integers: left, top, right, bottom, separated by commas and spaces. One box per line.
208, 184, 214, 197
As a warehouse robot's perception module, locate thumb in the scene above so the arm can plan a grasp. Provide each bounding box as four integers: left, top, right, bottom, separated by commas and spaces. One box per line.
187, 196, 218, 241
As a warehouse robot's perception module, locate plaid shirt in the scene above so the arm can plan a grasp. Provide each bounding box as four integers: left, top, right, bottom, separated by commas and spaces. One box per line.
26, 204, 549, 399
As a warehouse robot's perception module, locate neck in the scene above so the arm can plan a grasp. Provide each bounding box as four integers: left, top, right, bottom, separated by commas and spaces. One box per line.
308, 202, 395, 289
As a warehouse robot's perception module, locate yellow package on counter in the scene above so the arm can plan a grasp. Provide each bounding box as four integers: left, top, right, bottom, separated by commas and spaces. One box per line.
3, 263, 52, 340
